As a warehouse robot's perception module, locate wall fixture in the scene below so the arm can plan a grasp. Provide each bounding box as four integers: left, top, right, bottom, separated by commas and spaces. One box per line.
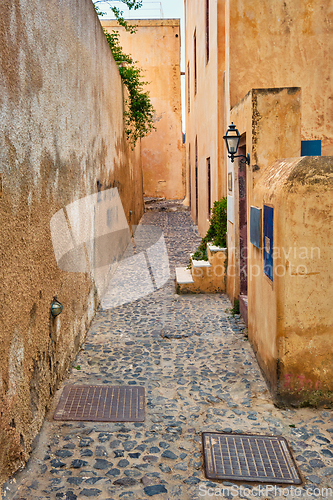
223, 123, 250, 165
51, 299, 63, 317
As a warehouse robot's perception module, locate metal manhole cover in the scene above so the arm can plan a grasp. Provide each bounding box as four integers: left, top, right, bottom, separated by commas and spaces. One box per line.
203, 433, 302, 485
54, 385, 145, 422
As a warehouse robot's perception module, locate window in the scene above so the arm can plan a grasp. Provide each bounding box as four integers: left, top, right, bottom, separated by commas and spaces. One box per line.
194, 30, 197, 95
195, 137, 198, 222
187, 62, 190, 113
189, 144, 191, 207
206, 0, 210, 64
301, 140, 321, 156
207, 158, 211, 218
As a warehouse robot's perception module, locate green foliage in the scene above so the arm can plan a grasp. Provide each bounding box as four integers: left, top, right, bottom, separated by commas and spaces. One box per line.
192, 198, 228, 261
231, 299, 240, 316
94, 1, 156, 145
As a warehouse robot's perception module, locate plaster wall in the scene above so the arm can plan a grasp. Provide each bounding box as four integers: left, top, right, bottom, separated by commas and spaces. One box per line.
184, 0, 226, 236
228, 0, 333, 155
227, 88, 301, 304
251, 157, 333, 405
0, 0, 143, 484
102, 19, 184, 200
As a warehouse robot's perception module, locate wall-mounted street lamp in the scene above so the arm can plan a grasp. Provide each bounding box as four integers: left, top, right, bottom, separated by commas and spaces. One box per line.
223, 123, 250, 165
51, 299, 63, 317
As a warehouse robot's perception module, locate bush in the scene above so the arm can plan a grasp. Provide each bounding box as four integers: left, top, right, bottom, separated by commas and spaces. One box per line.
192, 198, 227, 261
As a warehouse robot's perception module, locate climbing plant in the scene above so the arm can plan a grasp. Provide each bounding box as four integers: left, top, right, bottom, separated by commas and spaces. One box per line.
93, 1, 156, 145
192, 198, 228, 261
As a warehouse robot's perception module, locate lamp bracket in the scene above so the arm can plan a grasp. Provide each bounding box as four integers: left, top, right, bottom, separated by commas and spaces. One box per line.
228, 153, 250, 165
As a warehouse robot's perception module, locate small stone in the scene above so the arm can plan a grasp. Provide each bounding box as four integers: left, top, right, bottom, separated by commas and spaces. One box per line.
159, 442, 170, 449
123, 441, 137, 451
93, 459, 110, 470
80, 449, 93, 457
51, 459, 66, 468
67, 477, 83, 485
81, 489, 102, 497
129, 452, 141, 459
109, 440, 121, 449
79, 438, 93, 448
321, 467, 333, 476
309, 459, 325, 468
118, 459, 130, 467
321, 449, 333, 458
106, 468, 121, 477
95, 446, 108, 457
307, 475, 322, 485
65, 492, 77, 500
159, 464, 171, 473
150, 447, 160, 454
63, 443, 76, 450
166, 426, 182, 434
144, 485, 167, 496
124, 470, 142, 478
113, 478, 138, 487
98, 433, 111, 442
161, 450, 178, 460
184, 476, 200, 485
85, 478, 102, 485
114, 449, 124, 458
175, 462, 187, 471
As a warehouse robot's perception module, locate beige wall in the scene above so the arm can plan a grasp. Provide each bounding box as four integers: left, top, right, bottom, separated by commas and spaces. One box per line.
102, 19, 184, 200
0, 0, 143, 484
227, 0, 333, 155
251, 156, 333, 406
227, 88, 301, 303
185, 0, 226, 236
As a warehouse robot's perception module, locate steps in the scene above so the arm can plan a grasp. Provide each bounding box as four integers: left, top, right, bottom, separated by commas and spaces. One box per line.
176, 244, 227, 294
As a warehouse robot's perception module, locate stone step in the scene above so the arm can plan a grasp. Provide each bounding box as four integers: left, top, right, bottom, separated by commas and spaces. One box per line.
175, 267, 197, 294
175, 267, 194, 284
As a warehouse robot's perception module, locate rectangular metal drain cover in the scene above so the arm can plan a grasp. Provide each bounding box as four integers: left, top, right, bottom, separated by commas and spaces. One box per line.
203, 433, 302, 485
54, 385, 145, 422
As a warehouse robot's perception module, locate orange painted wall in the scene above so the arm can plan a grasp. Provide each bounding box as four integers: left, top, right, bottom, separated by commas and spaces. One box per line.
102, 20, 185, 200
184, 0, 226, 236
228, 0, 333, 155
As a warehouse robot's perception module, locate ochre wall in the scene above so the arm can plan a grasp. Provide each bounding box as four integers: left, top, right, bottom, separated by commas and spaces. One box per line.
0, 0, 143, 485
228, 0, 333, 155
251, 157, 333, 406
185, 0, 226, 236
102, 19, 184, 200
227, 88, 301, 305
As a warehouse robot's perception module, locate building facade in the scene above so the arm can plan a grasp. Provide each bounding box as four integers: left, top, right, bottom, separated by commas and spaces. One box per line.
184, 0, 333, 405
102, 19, 185, 200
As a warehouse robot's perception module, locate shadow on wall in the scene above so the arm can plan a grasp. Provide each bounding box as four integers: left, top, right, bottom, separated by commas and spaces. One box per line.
50, 188, 170, 308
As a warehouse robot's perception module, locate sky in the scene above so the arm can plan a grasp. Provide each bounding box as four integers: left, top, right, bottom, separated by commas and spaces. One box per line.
96, 0, 186, 130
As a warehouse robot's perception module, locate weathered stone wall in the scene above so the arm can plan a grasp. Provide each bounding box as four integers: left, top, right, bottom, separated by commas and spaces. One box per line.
102, 19, 185, 201
0, 0, 143, 484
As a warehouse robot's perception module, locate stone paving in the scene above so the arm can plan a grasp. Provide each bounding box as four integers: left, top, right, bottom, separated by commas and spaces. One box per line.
3, 205, 333, 500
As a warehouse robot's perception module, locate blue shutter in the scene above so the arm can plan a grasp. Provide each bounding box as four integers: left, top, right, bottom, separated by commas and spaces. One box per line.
263, 206, 274, 281
301, 140, 321, 156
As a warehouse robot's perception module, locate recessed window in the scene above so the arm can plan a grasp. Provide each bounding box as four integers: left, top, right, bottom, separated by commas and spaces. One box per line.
195, 137, 198, 223
207, 158, 211, 218
206, 0, 210, 64
194, 29, 197, 95
187, 62, 190, 113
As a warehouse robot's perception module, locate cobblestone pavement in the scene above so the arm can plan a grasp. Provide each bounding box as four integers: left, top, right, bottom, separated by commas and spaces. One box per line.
3, 207, 333, 500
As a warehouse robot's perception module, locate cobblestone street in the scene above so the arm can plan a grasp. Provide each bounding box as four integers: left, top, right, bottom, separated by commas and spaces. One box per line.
3, 206, 333, 500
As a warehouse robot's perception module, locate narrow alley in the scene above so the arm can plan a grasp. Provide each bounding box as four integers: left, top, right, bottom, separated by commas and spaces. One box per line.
3, 204, 333, 500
